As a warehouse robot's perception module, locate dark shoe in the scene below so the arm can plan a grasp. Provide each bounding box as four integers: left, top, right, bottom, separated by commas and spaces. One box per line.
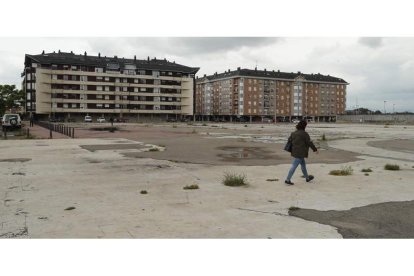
306, 175, 314, 182
285, 180, 294, 185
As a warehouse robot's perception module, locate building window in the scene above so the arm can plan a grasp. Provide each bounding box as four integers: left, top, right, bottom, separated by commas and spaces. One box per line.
95, 68, 104, 73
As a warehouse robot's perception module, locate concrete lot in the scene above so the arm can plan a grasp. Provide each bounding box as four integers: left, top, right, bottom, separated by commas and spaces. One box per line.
1, 122, 413, 238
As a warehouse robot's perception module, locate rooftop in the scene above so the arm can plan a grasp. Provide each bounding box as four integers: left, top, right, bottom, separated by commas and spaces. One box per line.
25, 51, 200, 74
197, 68, 348, 84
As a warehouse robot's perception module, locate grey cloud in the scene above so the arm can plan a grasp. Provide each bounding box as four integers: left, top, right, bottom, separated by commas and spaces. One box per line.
87, 37, 282, 58
358, 37, 383, 48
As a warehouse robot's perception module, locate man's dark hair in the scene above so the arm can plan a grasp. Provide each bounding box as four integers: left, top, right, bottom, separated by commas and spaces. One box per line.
296, 120, 307, 130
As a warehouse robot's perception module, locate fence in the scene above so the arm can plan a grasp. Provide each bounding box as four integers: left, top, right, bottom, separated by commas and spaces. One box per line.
35, 121, 75, 138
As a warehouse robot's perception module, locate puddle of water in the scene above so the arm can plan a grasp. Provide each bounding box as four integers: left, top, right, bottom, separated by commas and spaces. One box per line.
0, 158, 32, 162
217, 146, 273, 160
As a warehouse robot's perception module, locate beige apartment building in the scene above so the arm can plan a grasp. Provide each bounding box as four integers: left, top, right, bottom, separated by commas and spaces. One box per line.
23, 51, 199, 121
196, 68, 348, 122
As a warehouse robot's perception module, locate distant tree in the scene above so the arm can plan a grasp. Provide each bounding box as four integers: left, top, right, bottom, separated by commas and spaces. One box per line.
374, 110, 382, 115
0, 85, 24, 114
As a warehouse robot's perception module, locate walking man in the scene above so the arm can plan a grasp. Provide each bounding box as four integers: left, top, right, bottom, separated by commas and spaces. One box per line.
285, 120, 318, 185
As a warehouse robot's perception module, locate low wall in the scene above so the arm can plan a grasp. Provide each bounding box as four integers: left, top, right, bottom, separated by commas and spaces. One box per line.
337, 114, 414, 124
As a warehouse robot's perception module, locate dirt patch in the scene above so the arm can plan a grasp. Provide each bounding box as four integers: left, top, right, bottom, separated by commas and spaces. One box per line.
367, 139, 414, 154
0, 158, 31, 162
289, 200, 414, 238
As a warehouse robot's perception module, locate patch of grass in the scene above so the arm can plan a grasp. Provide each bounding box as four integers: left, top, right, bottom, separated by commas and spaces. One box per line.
172, 125, 177, 128
191, 129, 197, 134
329, 165, 353, 176
187, 122, 193, 126
361, 168, 373, 172
140, 190, 148, 194
364, 173, 370, 176
149, 148, 159, 152
384, 164, 400, 170
64, 206, 76, 211
202, 123, 207, 126
266, 178, 279, 182
321, 133, 326, 141
222, 172, 248, 187
288, 206, 300, 211
183, 184, 199, 190
244, 125, 248, 127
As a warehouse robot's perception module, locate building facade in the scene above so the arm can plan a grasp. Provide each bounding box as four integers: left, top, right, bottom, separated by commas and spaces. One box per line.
23, 51, 199, 121
196, 68, 348, 122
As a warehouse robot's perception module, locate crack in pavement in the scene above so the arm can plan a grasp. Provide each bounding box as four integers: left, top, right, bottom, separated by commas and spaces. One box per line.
237, 207, 289, 217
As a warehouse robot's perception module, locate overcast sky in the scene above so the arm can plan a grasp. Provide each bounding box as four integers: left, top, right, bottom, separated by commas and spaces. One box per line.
0, 37, 413, 112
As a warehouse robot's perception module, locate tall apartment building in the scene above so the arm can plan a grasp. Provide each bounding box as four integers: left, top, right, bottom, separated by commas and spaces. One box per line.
23, 51, 199, 121
196, 68, 348, 122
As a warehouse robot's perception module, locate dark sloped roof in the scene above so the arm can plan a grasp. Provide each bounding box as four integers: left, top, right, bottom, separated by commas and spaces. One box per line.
25, 51, 199, 74
197, 68, 348, 84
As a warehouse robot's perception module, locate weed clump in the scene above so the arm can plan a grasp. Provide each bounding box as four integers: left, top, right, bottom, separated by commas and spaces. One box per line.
183, 184, 199, 190
361, 168, 373, 172
321, 133, 326, 141
384, 164, 400, 171
329, 166, 353, 176
223, 172, 248, 187
288, 206, 300, 211
140, 190, 148, 194
149, 148, 159, 152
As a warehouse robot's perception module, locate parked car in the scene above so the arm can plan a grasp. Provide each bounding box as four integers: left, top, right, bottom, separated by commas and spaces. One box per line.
1, 114, 22, 131
292, 119, 300, 124
114, 117, 128, 123
50, 117, 64, 122
166, 118, 177, 122
84, 115, 92, 123
97, 117, 106, 123
262, 118, 274, 123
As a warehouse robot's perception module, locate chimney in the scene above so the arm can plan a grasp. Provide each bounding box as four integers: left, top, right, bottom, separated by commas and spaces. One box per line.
134, 55, 136, 61
42, 50, 45, 55
255, 67, 257, 71
204, 74, 206, 77
70, 51, 73, 54
58, 50, 61, 53
264, 68, 267, 72
147, 56, 150, 61
98, 53, 101, 58
237, 67, 241, 71
114, 55, 117, 59
84, 51, 87, 56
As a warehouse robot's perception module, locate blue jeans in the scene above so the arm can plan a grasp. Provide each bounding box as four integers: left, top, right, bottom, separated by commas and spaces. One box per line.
286, 158, 309, 181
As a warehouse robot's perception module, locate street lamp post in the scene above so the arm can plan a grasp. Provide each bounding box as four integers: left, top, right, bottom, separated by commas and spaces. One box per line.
393, 104, 395, 114
383, 100, 387, 114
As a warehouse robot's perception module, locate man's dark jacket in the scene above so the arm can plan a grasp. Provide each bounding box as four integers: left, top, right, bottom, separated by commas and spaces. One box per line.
289, 129, 317, 158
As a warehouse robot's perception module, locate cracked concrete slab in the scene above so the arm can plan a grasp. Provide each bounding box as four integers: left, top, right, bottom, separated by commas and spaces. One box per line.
0, 123, 413, 238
